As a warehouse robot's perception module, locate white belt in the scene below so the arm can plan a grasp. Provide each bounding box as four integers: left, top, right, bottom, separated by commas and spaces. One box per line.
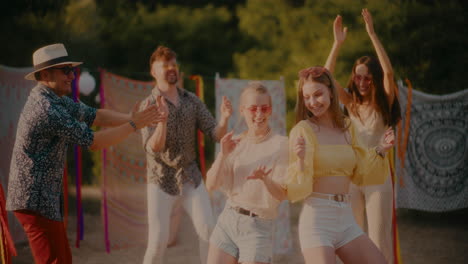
309, 192, 350, 203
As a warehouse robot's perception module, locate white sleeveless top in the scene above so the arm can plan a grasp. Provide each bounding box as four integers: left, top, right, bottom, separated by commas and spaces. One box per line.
347, 105, 391, 183
217, 133, 288, 219
348, 105, 389, 148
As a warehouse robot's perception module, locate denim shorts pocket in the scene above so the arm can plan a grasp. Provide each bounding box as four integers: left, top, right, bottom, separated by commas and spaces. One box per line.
253, 218, 273, 234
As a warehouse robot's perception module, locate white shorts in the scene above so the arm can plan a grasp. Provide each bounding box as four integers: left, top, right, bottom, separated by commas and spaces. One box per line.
210, 205, 274, 263
299, 195, 364, 250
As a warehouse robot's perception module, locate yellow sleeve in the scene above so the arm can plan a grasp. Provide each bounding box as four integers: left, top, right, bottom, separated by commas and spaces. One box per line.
286, 121, 316, 202
349, 123, 390, 186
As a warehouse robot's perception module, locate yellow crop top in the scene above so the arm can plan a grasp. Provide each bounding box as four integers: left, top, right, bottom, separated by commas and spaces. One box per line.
287, 119, 390, 202
314, 145, 356, 177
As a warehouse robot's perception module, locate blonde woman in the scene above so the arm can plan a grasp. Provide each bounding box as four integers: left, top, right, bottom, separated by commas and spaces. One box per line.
325, 9, 401, 263
206, 82, 287, 264
288, 66, 394, 264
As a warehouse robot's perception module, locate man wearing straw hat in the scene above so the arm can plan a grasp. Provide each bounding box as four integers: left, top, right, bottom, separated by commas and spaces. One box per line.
6, 43, 163, 263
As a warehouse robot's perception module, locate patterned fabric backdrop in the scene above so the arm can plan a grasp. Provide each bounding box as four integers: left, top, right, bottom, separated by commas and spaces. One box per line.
100, 70, 154, 250
0, 65, 35, 244
213, 74, 292, 255
396, 80, 468, 212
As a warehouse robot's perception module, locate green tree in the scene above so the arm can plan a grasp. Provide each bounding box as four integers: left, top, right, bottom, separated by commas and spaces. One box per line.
235, 0, 467, 130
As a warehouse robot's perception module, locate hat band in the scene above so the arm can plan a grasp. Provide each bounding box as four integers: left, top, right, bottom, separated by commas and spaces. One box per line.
33, 56, 71, 70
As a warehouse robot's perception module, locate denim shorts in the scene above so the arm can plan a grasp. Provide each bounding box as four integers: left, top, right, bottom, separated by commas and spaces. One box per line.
209, 205, 274, 263
299, 196, 364, 250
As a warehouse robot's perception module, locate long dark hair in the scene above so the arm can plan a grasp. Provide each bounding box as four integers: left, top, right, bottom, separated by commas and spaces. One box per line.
346, 56, 401, 127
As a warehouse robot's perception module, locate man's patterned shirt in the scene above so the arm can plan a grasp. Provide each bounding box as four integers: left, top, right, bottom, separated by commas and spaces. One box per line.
6, 84, 96, 221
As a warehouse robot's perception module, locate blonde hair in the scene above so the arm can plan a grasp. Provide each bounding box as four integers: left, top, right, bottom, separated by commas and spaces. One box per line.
239, 81, 272, 108
235, 81, 272, 135
295, 66, 347, 131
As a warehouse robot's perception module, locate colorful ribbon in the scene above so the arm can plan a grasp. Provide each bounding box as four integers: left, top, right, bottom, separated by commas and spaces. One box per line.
72, 68, 84, 248
0, 183, 16, 264
99, 69, 111, 253
189, 75, 206, 179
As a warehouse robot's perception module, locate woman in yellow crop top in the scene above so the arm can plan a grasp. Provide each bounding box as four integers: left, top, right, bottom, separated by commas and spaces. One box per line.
287, 66, 394, 264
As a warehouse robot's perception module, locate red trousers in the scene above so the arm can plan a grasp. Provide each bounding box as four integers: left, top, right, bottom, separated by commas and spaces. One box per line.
14, 210, 72, 264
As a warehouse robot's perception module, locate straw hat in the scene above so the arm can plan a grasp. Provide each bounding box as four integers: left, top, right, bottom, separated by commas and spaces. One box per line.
25, 43, 83, 80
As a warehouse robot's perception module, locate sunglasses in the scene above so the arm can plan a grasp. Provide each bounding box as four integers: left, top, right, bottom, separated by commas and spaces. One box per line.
353, 74, 372, 84
246, 105, 271, 114
50, 66, 76, 75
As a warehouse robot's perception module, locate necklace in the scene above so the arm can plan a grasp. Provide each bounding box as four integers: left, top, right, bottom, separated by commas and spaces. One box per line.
246, 127, 272, 144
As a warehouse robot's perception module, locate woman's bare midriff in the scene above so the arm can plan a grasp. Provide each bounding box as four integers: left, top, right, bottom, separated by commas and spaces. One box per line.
313, 176, 351, 194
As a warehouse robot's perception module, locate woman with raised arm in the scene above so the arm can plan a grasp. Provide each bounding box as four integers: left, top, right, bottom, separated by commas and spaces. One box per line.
324, 9, 401, 263
206, 82, 288, 264
288, 66, 394, 264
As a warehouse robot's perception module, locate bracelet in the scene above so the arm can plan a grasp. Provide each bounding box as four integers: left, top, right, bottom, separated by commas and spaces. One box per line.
128, 120, 137, 131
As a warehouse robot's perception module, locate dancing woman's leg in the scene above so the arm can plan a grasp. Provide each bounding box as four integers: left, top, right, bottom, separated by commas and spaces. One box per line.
364, 176, 394, 263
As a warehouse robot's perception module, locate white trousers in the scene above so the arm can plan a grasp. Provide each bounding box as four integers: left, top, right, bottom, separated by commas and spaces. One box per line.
143, 182, 214, 264
349, 176, 394, 264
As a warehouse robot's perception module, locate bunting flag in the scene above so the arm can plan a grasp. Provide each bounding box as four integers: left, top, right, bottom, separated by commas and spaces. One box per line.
388, 148, 403, 264
99, 70, 111, 253
212, 74, 292, 255
395, 80, 468, 212
189, 75, 206, 179
0, 65, 35, 247
99, 69, 155, 251
1, 183, 16, 264
63, 164, 69, 231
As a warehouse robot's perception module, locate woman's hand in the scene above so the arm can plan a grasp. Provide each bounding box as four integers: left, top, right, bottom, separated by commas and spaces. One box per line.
377, 128, 395, 155
220, 96, 233, 122
246, 165, 272, 181
333, 15, 347, 45
362, 8, 375, 36
220, 131, 239, 156
295, 135, 306, 160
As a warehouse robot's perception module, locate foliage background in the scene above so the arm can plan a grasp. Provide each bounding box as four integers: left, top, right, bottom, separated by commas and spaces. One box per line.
1, 0, 466, 185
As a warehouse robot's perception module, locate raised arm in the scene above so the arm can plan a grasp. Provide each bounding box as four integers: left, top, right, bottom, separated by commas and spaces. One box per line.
93, 109, 130, 127
214, 96, 232, 141
325, 15, 352, 106
93, 101, 157, 127
89, 105, 160, 151
362, 8, 395, 105
325, 15, 347, 73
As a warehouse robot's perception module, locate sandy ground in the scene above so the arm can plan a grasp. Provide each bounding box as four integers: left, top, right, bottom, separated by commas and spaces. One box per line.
12, 187, 468, 264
